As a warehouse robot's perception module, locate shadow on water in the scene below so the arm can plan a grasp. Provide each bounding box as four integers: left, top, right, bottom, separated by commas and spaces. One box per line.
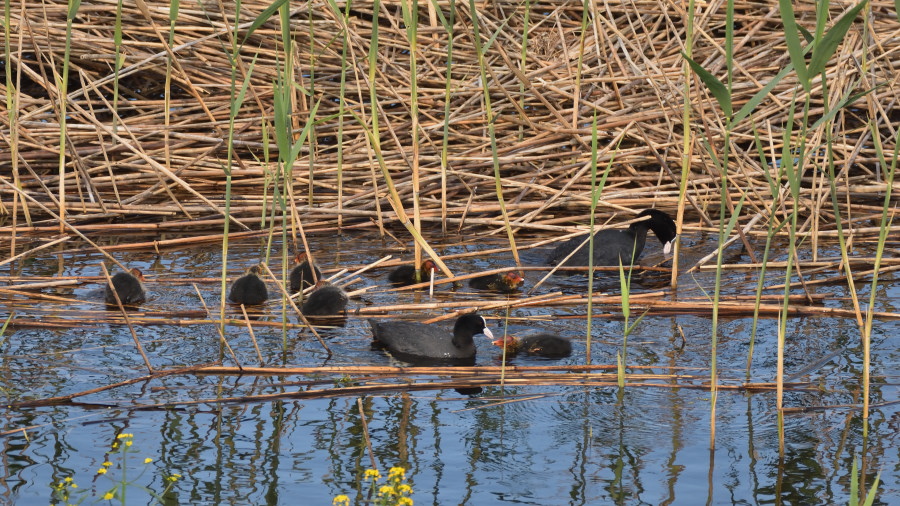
2, 230, 897, 505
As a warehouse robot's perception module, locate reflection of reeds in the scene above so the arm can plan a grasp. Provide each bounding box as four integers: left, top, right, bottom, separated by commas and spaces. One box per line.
7, 363, 819, 413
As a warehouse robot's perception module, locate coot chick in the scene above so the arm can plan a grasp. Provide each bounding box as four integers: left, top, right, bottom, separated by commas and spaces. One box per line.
469, 271, 525, 293
289, 252, 321, 293
388, 259, 438, 286
493, 333, 572, 358
370, 313, 493, 362
105, 268, 146, 305
229, 264, 268, 305
546, 209, 677, 267
301, 281, 349, 316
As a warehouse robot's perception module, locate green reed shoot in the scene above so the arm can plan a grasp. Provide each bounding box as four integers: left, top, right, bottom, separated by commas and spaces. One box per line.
572, 0, 590, 127
517, 0, 532, 141
57, 0, 82, 230
615, 257, 648, 388
111, 0, 123, 142
683, 0, 738, 447
861, 123, 897, 419
429, 0, 455, 233
307, 7, 317, 207
326, 0, 353, 229
773, 0, 868, 423
163, 0, 179, 173
467, 0, 522, 269
673, 0, 696, 287
4, 0, 27, 230
584, 113, 615, 365
218, 2, 253, 331
849, 457, 882, 506
353, 0, 451, 277
400, 0, 424, 276
0, 311, 12, 347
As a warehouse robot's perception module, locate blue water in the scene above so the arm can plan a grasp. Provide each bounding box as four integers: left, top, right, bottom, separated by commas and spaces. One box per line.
1, 231, 897, 505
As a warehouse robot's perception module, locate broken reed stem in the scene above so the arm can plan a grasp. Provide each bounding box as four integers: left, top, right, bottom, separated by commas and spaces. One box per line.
100, 262, 153, 373
240, 303, 264, 366
258, 262, 331, 357
193, 283, 243, 369
357, 397, 379, 471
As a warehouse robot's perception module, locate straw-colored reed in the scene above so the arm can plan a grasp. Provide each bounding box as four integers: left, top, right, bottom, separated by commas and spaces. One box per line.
1, 0, 897, 241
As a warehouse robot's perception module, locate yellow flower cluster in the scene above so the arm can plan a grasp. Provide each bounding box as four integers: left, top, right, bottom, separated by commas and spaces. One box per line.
51, 476, 79, 505
375, 467, 414, 505
96, 460, 113, 475
57, 433, 187, 505
334, 466, 413, 506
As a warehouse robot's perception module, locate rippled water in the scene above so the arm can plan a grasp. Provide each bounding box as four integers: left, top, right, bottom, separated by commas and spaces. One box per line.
2, 230, 898, 505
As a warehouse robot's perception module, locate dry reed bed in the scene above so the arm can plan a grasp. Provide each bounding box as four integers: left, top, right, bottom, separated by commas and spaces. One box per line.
2, 0, 898, 238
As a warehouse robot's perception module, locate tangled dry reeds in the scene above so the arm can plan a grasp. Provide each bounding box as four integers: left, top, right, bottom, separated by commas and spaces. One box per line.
2, 0, 897, 241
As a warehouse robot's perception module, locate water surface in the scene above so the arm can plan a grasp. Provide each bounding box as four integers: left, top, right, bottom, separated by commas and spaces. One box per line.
2, 231, 897, 505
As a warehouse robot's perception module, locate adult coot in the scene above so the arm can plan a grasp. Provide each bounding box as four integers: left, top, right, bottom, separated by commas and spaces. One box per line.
290, 252, 321, 293
546, 209, 677, 267
105, 268, 146, 305
493, 333, 572, 358
469, 271, 525, 293
388, 259, 438, 286
229, 264, 268, 305
301, 281, 349, 316
370, 313, 493, 362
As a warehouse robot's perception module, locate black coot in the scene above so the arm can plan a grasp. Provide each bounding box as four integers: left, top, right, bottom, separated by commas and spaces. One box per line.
229, 264, 268, 305
370, 313, 493, 362
493, 333, 572, 358
105, 268, 146, 305
290, 252, 321, 293
388, 259, 438, 286
546, 209, 677, 267
469, 271, 525, 293
301, 282, 349, 316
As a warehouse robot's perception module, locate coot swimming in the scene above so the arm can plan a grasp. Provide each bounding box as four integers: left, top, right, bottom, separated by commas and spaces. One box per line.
301, 281, 349, 316
229, 264, 268, 305
290, 252, 321, 293
493, 333, 572, 358
546, 209, 676, 267
388, 259, 438, 286
370, 313, 493, 362
105, 268, 146, 305
469, 271, 525, 293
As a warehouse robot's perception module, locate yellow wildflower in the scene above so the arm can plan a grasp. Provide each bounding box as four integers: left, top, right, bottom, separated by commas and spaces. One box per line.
96, 468, 107, 475
397, 484, 412, 494
144, 458, 153, 464
332, 494, 350, 506
64, 477, 73, 483
102, 461, 113, 468
103, 492, 115, 500
388, 467, 406, 479
363, 469, 381, 480
378, 485, 395, 496
398, 498, 414, 506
